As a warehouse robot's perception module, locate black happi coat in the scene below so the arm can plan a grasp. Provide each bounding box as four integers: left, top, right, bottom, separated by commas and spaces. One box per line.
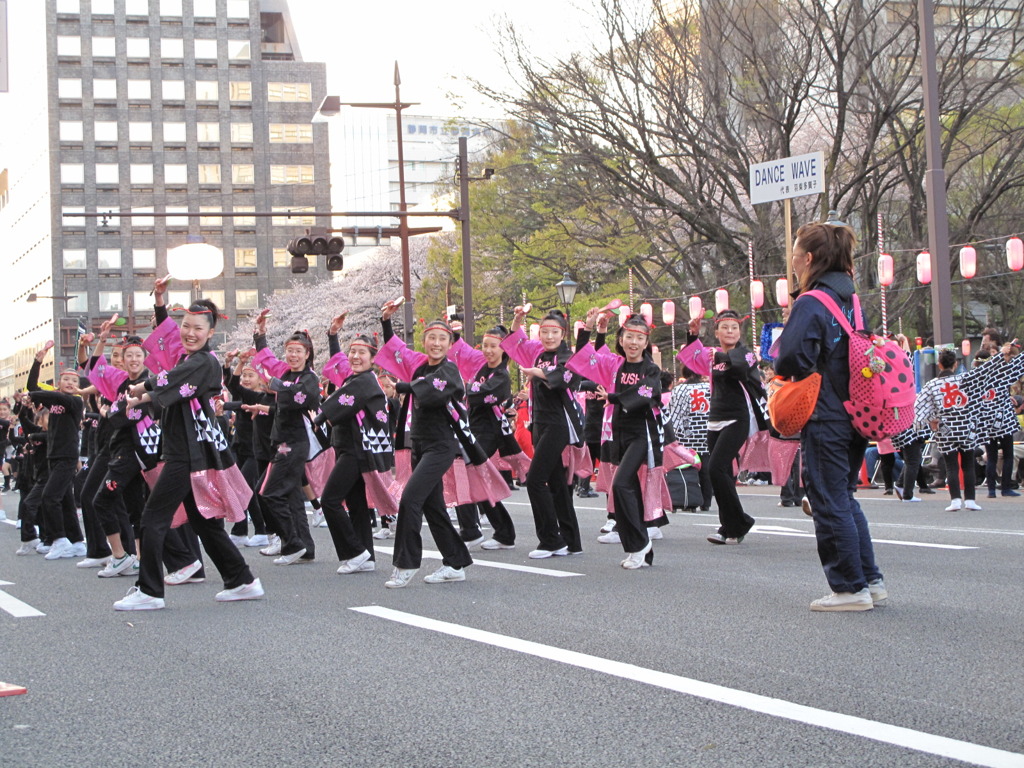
316, 368, 394, 473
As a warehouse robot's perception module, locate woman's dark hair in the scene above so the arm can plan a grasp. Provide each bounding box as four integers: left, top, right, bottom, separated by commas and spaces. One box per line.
659, 370, 674, 391
794, 222, 856, 293
285, 330, 314, 367
483, 324, 510, 362
937, 348, 957, 370
713, 309, 742, 326
188, 298, 220, 327
615, 314, 653, 358
541, 309, 568, 332
423, 319, 454, 337
681, 364, 700, 382
349, 333, 377, 357
122, 335, 145, 348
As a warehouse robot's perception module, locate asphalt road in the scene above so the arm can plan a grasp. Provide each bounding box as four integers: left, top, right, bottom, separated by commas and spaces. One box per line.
1, 485, 1022, 768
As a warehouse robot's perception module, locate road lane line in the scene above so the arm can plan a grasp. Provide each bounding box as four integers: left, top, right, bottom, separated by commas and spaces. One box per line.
693, 524, 977, 550
372, 546, 583, 577
0, 581, 46, 618
352, 606, 1024, 768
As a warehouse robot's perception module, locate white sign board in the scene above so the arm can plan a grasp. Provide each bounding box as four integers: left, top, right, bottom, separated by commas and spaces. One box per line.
749, 151, 824, 205
0, 1, 8, 93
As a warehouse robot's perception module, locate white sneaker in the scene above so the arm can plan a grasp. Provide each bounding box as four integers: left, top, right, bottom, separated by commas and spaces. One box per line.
945, 498, 963, 511
423, 565, 466, 584
229, 534, 248, 548
384, 567, 419, 588
464, 535, 486, 550
98, 553, 136, 578
528, 546, 568, 559
599, 519, 616, 533
246, 534, 270, 548
76, 556, 111, 569
164, 559, 204, 585
113, 586, 165, 611
336, 550, 373, 574
273, 548, 307, 565
69, 541, 87, 557
706, 533, 744, 545
259, 536, 282, 556
36, 541, 51, 554
310, 510, 325, 528
480, 539, 515, 550
621, 541, 653, 570
902, 497, 922, 503
337, 559, 375, 574
964, 500, 982, 511
868, 579, 888, 603
801, 497, 812, 516
15, 539, 40, 556
647, 527, 664, 540
810, 588, 873, 612
372, 528, 393, 540
597, 531, 621, 544
44, 537, 75, 560
215, 578, 265, 602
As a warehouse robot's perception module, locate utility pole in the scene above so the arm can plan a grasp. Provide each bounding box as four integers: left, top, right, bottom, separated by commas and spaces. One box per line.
393, 62, 415, 343
458, 137, 474, 344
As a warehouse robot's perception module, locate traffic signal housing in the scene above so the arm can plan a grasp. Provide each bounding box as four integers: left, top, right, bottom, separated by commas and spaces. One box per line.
287, 228, 343, 273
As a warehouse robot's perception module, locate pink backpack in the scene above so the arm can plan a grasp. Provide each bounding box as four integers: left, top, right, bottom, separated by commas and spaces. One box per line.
803, 290, 915, 440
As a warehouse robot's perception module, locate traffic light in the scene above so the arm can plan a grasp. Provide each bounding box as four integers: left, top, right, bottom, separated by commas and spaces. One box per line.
286, 228, 343, 273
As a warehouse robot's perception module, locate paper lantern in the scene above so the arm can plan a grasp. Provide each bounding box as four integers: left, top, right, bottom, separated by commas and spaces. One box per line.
167, 240, 224, 281
916, 251, 932, 285
749, 280, 764, 309
961, 339, 972, 357
529, 323, 540, 341
688, 296, 703, 320
1008, 237, 1024, 271
574, 321, 586, 336
877, 253, 894, 287
775, 278, 789, 307
640, 302, 653, 325
715, 289, 729, 314
959, 245, 976, 279
662, 300, 675, 326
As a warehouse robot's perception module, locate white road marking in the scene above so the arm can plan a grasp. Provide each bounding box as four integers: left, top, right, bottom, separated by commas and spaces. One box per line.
352, 606, 1024, 768
694, 524, 977, 550
372, 546, 583, 577
0, 580, 46, 618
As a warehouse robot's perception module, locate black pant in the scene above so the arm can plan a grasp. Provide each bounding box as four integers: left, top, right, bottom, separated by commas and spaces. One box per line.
392, 445, 472, 570
780, 447, 802, 505
231, 452, 268, 537
944, 448, 976, 501
137, 461, 253, 599
79, 452, 113, 558
900, 439, 926, 500
18, 479, 44, 542
41, 458, 83, 543
93, 453, 143, 555
611, 437, 649, 554
986, 433, 1014, 493
707, 419, 755, 538
259, 442, 314, 557
321, 452, 375, 561
163, 523, 205, 576
526, 422, 581, 552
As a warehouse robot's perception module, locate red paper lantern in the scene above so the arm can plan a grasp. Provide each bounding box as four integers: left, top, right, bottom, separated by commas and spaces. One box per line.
688, 296, 703, 320
775, 278, 789, 307
529, 323, 540, 340
916, 251, 932, 284
749, 280, 764, 309
961, 339, 972, 357
959, 245, 976, 279
715, 289, 729, 314
1008, 237, 1024, 271
877, 253, 894, 287
640, 302, 653, 326
662, 300, 675, 326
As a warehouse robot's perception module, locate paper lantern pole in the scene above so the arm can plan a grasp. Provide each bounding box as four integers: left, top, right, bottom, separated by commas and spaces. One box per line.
628, 266, 635, 314
877, 214, 888, 336
748, 240, 757, 350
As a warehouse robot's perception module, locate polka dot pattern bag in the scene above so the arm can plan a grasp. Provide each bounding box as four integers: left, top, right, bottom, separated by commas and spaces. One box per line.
803, 290, 915, 440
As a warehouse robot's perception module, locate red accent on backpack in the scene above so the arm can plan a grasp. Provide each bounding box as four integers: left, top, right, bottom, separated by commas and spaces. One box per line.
802, 290, 915, 440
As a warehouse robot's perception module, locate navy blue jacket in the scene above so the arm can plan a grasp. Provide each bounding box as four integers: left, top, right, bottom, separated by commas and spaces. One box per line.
775, 271, 860, 423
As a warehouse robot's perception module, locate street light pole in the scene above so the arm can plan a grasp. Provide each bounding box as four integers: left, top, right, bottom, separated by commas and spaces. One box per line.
457, 137, 474, 344
393, 62, 415, 343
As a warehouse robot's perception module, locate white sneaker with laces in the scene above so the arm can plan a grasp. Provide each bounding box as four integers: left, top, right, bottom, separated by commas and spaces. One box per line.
273, 548, 307, 565
69, 541, 87, 557
647, 527, 664, 540
35, 541, 52, 554
372, 528, 393, 540
528, 546, 569, 559
621, 541, 653, 570
599, 519, 616, 533
113, 586, 165, 611
464, 535, 486, 550
310, 510, 325, 528
424, 565, 465, 584
259, 536, 282, 556
597, 531, 621, 544
945, 498, 963, 511
810, 588, 873, 611
98, 553, 136, 578
336, 550, 373, 574
229, 534, 248, 548
215, 578, 265, 602
16, 539, 40, 556
384, 568, 419, 588
44, 537, 75, 560
480, 539, 515, 550
964, 499, 982, 511
77, 556, 111, 569
164, 559, 204, 585
868, 579, 888, 603
706, 533, 744, 545
246, 534, 270, 547
337, 559, 375, 574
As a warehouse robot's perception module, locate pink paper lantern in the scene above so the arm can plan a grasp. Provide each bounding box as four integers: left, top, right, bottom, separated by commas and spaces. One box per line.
688, 296, 703, 320
529, 323, 540, 341
961, 339, 972, 357
715, 289, 729, 314
1008, 237, 1024, 271
749, 280, 764, 309
877, 253, 894, 287
574, 320, 586, 336
959, 245, 976, 279
640, 302, 653, 326
775, 278, 789, 307
662, 300, 675, 326
916, 251, 932, 285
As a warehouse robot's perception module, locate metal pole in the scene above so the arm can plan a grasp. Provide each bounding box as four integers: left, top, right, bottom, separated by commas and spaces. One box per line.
394, 62, 414, 343
784, 198, 794, 288
458, 137, 474, 344
918, 0, 954, 346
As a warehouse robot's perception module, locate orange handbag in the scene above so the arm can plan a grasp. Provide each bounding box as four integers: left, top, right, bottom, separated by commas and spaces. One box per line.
767, 373, 821, 437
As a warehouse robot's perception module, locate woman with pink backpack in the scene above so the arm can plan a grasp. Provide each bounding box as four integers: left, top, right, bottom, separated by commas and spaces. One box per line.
775, 221, 886, 613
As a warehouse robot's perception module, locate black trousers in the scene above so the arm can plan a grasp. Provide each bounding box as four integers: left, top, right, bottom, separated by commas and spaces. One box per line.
259, 443, 314, 557
526, 421, 581, 552
137, 461, 252, 599
231, 451, 268, 537
392, 445, 472, 570
92, 453, 143, 555
18, 479, 44, 543
944, 448, 977, 501
900, 439, 926, 500
80, 452, 113, 558
41, 458, 83, 543
707, 419, 755, 538
780, 447, 803, 505
986, 433, 1014, 493
163, 523, 205, 577
321, 452, 374, 561
611, 437, 650, 554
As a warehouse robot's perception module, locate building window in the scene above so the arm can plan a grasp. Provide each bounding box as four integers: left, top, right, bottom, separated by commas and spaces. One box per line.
165, 164, 188, 185
133, 249, 156, 269
96, 164, 119, 185
202, 289, 225, 310
233, 206, 256, 226
62, 207, 86, 227
98, 249, 121, 269
198, 164, 222, 184
267, 82, 311, 102
272, 248, 290, 268
195, 39, 218, 60
128, 122, 152, 142
63, 249, 87, 269
228, 81, 252, 101
94, 122, 118, 143
196, 81, 219, 101
163, 122, 186, 143
230, 123, 253, 143
234, 247, 257, 268
227, 0, 249, 18
228, 40, 251, 60
99, 291, 124, 312
200, 207, 222, 225
162, 80, 185, 101
62, 164, 85, 185
236, 288, 259, 310
130, 165, 154, 185
59, 122, 84, 142
57, 36, 82, 57
161, 39, 184, 59
159, 0, 183, 16
125, 0, 149, 15
133, 291, 153, 311
92, 0, 114, 13
58, 79, 83, 99
232, 165, 255, 184
127, 80, 152, 100
93, 79, 117, 101
126, 38, 150, 58
269, 123, 313, 143
270, 165, 314, 185
93, 37, 116, 58
167, 290, 191, 310
56, 0, 80, 12
197, 122, 220, 142
194, 0, 217, 16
